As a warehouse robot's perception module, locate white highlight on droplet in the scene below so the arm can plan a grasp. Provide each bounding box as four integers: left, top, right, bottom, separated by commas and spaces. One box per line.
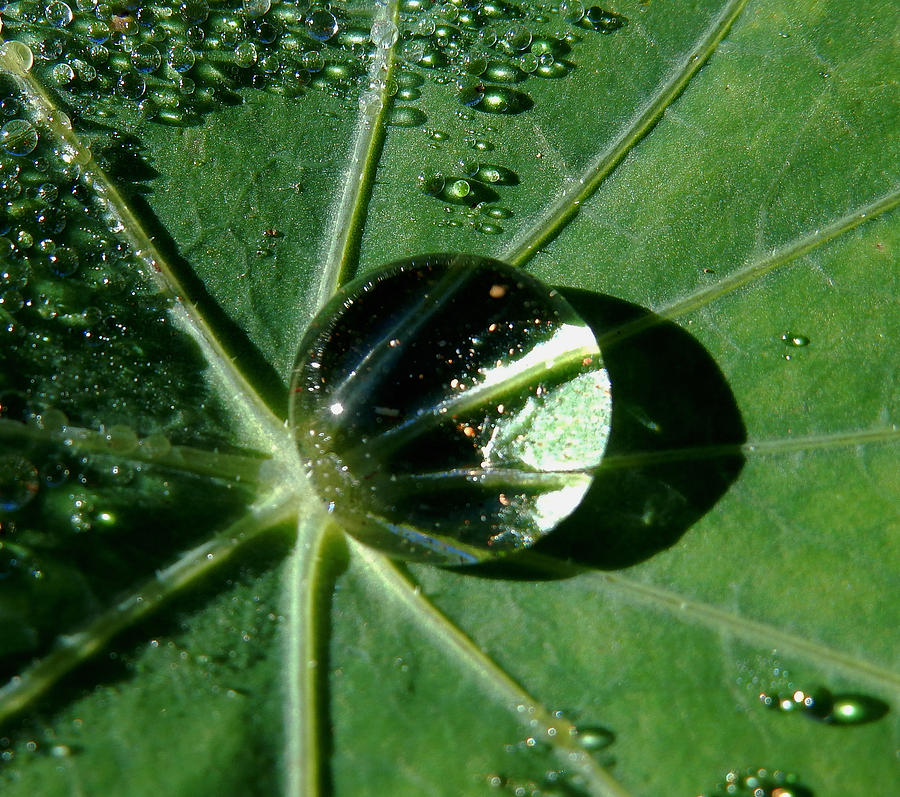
329, 402, 344, 416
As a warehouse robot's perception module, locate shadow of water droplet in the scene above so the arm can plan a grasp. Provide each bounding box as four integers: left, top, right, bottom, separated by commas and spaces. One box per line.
470, 289, 744, 577
535, 289, 745, 569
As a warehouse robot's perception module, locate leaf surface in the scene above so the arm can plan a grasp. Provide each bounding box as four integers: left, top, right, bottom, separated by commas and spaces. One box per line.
0, 1, 897, 795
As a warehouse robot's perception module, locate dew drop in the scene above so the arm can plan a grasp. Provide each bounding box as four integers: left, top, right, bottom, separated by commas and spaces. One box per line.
288, 254, 613, 564
141, 432, 172, 458
468, 138, 494, 151
781, 333, 810, 347
179, 0, 209, 24
117, 71, 146, 100
44, 0, 74, 27
300, 50, 325, 72
50, 62, 76, 86
500, 25, 533, 53
106, 424, 139, 454
168, 43, 196, 73
0, 120, 38, 157
559, 0, 586, 23
371, 19, 399, 48
583, 6, 628, 33
131, 43, 162, 74
242, 0, 271, 18
233, 41, 258, 67
0, 41, 34, 73
0, 455, 39, 511
574, 725, 614, 751
699, 767, 812, 797
388, 107, 427, 127
40, 459, 70, 488
484, 62, 526, 83
306, 9, 339, 42
47, 245, 79, 277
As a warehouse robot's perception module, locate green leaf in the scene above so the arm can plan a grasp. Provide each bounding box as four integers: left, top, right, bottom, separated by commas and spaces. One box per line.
1, 0, 897, 795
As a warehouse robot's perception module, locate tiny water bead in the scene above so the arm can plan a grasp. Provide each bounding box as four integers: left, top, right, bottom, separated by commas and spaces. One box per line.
781, 333, 810, 347
289, 254, 613, 564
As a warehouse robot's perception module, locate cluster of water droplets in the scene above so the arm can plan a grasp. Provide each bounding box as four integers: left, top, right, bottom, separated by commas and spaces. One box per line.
0, 0, 378, 123
389, 0, 627, 234
395, 0, 626, 108
736, 656, 889, 727
0, 71, 253, 672
698, 767, 812, 797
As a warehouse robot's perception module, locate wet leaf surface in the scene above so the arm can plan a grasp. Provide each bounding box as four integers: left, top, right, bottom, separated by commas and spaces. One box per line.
0, 1, 897, 795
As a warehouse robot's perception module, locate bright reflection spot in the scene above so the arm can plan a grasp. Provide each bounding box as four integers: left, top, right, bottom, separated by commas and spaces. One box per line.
476, 323, 596, 394
329, 402, 344, 416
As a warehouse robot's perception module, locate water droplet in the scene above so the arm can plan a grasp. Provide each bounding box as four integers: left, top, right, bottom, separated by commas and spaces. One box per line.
179, 0, 209, 24
0, 455, 39, 511
582, 6, 628, 33
536, 60, 570, 79
700, 767, 812, 797
117, 71, 146, 100
40, 461, 70, 487
306, 8, 339, 42
467, 137, 494, 152
44, 0, 74, 27
234, 41, 258, 68
459, 84, 533, 114
242, 0, 271, 18
559, 0, 585, 23
824, 694, 889, 725
388, 107, 427, 127
105, 424, 139, 454
288, 254, 613, 564
781, 333, 810, 347
371, 19, 399, 48
141, 432, 172, 458
574, 724, 614, 751
0, 41, 34, 73
500, 25, 533, 53
484, 62, 526, 83
760, 684, 888, 726
51, 61, 75, 86
0, 120, 38, 157
47, 245, 79, 277
168, 43, 196, 73
131, 43, 162, 73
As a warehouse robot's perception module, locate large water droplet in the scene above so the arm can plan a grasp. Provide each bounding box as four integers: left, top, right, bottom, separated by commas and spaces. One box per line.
289, 254, 613, 564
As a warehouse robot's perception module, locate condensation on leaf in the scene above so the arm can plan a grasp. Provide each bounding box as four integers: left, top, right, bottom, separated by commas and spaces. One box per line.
289, 253, 612, 565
